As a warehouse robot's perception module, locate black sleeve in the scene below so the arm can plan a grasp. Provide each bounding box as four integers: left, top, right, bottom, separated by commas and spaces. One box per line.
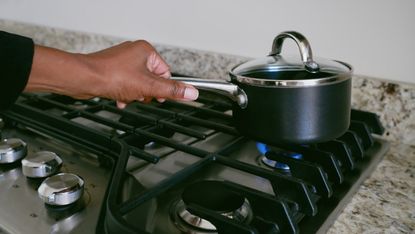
0, 31, 34, 110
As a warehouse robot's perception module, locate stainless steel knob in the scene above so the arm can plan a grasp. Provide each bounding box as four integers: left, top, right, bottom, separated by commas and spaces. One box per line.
0, 138, 27, 164
22, 151, 63, 178
38, 173, 84, 206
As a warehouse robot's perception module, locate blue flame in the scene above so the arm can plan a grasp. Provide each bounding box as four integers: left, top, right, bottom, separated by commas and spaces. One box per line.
256, 142, 270, 155
256, 142, 303, 171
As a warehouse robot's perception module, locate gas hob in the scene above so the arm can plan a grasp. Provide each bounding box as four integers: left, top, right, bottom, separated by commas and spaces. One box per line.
0, 89, 389, 234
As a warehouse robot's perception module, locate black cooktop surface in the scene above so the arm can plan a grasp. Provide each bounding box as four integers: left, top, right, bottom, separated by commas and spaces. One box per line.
0, 89, 388, 234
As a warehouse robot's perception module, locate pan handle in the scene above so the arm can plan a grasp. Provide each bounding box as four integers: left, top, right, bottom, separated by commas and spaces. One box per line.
269, 31, 320, 73
171, 77, 248, 109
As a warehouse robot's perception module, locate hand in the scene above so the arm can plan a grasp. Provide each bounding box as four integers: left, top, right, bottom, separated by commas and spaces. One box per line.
86, 40, 199, 108
25, 40, 199, 108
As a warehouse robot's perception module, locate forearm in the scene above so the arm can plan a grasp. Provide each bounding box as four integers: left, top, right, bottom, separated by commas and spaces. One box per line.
25, 45, 102, 99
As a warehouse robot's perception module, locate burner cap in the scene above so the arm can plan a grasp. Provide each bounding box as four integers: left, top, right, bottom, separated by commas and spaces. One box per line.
22, 151, 63, 178
182, 180, 245, 213
0, 138, 27, 164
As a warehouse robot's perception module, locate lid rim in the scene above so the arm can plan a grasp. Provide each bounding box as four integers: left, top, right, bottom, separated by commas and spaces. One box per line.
230, 60, 353, 87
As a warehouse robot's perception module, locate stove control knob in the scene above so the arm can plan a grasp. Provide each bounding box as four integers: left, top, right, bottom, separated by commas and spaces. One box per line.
38, 173, 84, 206
22, 151, 63, 178
0, 138, 27, 164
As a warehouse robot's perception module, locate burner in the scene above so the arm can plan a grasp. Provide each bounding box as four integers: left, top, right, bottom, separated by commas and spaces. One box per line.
256, 142, 302, 171
174, 180, 252, 231
0, 138, 27, 164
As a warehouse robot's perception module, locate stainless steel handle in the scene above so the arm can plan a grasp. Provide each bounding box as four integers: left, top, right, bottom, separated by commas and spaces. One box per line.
171, 77, 248, 109
269, 31, 320, 73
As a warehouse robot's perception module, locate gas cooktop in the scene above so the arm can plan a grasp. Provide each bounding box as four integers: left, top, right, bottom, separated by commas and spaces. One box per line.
0, 89, 389, 234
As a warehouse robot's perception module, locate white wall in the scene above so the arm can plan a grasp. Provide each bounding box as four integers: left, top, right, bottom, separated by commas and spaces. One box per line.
1, 0, 414, 84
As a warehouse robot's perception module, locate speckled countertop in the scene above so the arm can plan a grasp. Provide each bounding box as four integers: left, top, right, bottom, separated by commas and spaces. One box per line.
1, 20, 414, 233
328, 143, 415, 233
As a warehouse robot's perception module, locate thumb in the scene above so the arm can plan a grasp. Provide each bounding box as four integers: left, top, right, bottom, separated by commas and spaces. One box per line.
143, 74, 199, 100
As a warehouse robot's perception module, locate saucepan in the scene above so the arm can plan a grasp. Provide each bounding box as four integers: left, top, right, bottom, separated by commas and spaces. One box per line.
172, 31, 352, 145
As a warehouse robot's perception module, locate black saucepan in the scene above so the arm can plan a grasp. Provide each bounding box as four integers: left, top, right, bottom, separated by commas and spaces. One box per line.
172, 31, 352, 145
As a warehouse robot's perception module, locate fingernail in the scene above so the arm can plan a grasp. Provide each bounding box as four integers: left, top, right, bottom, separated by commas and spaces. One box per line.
184, 87, 199, 100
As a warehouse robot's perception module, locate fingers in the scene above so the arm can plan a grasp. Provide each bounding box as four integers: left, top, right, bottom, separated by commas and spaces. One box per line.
116, 98, 144, 109
142, 74, 199, 101
116, 101, 127, 109
147, 51, 170, 101
133, 42, 198, 101
146, 51, 171, 78
146, 51, 181, 102
147, 51, 199, 102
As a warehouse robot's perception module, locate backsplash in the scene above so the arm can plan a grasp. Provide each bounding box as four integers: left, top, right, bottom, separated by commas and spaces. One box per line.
1, 19, 414, 145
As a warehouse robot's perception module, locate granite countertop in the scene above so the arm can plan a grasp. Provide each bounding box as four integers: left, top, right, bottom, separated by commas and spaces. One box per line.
1, 20, 414, 233
328, 142, 415, 233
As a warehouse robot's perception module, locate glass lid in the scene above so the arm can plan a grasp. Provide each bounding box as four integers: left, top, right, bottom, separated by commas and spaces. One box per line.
230, 31, 352, 87
232, 55, 351, 80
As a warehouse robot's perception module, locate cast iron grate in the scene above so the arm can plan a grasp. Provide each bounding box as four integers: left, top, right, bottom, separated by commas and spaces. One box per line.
0, 88, 387, 234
